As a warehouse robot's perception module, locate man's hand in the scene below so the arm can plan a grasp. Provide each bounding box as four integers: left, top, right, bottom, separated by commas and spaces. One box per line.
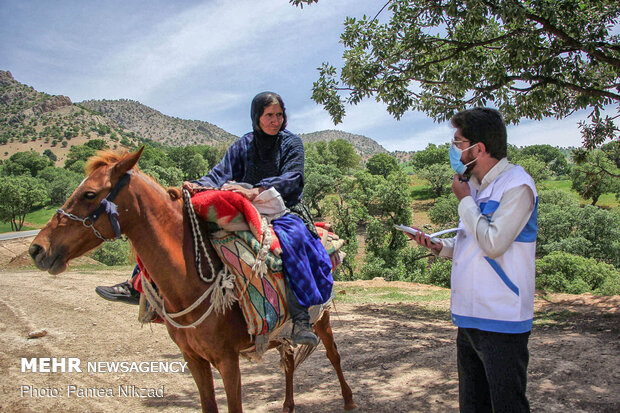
406, 228, 443, 254
451, 174, 471, 201
222, 184, 262, 201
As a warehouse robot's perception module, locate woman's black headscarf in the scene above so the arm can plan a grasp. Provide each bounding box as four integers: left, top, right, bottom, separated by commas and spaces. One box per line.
250, 91, 287, 137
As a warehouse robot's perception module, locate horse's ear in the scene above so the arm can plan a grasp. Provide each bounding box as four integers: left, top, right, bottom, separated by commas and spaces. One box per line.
111, 146, 144, 180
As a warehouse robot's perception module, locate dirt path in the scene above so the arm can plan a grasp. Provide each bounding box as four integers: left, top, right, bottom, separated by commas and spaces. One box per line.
0, 237, 618, 412
0, 268, 618, 413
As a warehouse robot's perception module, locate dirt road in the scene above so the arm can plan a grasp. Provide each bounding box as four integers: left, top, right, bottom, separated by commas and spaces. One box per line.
0, 241, 618, 412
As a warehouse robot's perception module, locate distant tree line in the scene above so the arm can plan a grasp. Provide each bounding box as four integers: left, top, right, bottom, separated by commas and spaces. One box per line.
0, 137, 617, 295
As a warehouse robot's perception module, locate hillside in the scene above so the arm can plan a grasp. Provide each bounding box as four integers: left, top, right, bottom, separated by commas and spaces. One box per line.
1, 70, 388, 163
300, 129, 387, 158
0, 70, 141, 165
79, 99, 237, 147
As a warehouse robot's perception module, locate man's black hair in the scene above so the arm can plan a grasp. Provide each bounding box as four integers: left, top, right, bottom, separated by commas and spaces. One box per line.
250, 91, 287, 136
451, 108, 507, 160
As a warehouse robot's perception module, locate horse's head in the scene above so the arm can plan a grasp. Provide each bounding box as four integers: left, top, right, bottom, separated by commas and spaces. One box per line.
29, 147, 144, 274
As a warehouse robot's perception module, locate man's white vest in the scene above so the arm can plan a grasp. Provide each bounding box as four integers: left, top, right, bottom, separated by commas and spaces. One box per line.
451, 165, 538, 334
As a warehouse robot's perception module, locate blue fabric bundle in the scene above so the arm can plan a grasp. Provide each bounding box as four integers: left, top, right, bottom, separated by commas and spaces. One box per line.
272, 214, 333, 307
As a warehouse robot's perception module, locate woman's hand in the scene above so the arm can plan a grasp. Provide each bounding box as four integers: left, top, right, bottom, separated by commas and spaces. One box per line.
222, 184, 261, 201
406, 228, 443, 254
182, 181, 200, 195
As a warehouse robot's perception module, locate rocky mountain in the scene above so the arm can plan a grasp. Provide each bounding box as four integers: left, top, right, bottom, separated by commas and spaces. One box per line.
79, 99, 237, 147
300, 129, 387, 158
0, 70, 141, 165
1, 70, 388, 164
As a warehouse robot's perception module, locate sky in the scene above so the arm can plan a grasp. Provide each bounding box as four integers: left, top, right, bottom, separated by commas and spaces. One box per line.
0, 0, 606, 151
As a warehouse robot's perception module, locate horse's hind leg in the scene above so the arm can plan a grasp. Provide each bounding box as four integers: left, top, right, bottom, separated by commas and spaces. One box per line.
183, 353, 218, 412
314, 310, 357, 410
280, 345, 296, 413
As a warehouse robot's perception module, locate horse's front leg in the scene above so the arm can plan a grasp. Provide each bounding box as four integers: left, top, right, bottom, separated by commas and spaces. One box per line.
280, 345, 296, 413
215, 352, 243, 413
183, 353, 218, 412
314, 311, 357, 410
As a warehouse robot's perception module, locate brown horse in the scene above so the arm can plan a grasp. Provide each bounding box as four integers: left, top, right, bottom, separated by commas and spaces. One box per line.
29, 147, 356, 412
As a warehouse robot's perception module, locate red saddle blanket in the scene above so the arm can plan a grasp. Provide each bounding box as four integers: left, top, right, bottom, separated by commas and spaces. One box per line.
136, 189, 344, 336
191, 189, 282, 255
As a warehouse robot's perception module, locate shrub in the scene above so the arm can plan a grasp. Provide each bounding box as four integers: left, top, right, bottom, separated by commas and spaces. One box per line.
428, 259, 452, 288
359, 255, 392, 281
428, 193, 460, 227
90, 240, 132, 266
399, 246, 429, 283
536, 252, 619, 295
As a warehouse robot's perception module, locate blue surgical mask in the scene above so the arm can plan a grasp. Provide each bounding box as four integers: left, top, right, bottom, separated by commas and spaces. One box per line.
449, 143, 477, 175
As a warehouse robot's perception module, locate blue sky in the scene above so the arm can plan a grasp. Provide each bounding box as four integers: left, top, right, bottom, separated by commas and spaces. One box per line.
0, 0, 603, 151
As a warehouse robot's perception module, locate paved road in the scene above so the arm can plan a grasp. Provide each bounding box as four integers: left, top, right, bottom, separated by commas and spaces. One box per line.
0, 230, 40, 241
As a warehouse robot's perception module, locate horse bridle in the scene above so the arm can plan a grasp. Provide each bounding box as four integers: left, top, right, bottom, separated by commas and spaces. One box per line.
56, 171, 133, 241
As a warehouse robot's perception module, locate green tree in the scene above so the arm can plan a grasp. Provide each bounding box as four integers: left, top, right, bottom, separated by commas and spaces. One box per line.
537, 189, 620, 268
85, 139, 109, 150
90, 240, 132, 266
38, 166, 83, 205
536, 252, 619, 295
143, 165, 184, 188
428, 193, 460, 227
303, 163, 338, 217
570, 144, 620, 204
410, 143, 449, 170
520, 145, 569, 176
300, 0, 619, 149
168, 146, 210, 179
366, 152, 399, 178
417, 163, 454, 198
361, 170, 413, 269
42, 149, 57, 163
323, 176, 365, 280
514, 156, 550, 183
0, 175, 48, 231
328, 139, 361, 172
64, 144, 98, 173
1, 150, 52, 177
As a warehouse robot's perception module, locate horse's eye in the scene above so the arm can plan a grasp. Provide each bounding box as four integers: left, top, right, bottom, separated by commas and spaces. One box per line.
84, 192, 97, 200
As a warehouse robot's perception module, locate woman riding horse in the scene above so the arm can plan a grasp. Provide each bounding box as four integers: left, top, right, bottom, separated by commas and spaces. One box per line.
96, 91, 333, 346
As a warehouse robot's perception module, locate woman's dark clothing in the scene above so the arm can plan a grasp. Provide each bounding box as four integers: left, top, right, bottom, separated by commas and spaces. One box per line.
193, 130, 304, 208
193, 129, 333, 311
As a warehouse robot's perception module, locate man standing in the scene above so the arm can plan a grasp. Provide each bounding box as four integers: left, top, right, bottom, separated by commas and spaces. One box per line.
411, 108, 537, 412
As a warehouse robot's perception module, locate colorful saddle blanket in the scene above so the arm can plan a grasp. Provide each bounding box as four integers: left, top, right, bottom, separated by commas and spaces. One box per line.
191, 189, 344, 337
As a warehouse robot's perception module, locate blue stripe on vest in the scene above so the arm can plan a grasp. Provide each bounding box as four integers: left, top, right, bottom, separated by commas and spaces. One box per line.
515, 196, 538, 242
484, 257, 520, 295
479, 200, 499, 219
451, 313, 533, 334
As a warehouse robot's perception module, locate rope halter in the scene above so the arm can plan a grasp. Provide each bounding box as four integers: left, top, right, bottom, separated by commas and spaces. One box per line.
56, 171, 133, 241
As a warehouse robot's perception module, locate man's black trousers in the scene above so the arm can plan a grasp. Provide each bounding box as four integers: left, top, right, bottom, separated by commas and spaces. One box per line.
457, 327, 531, 413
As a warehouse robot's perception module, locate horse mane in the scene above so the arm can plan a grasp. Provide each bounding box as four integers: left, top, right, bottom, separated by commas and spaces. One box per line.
85, 148, 183, 202
85, 149, 139, 175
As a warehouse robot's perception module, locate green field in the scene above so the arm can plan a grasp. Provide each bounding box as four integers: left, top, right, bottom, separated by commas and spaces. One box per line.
335, 285, 451, 305
0, 206, 57, 233
540, 179, 619, 209
408, 175, 618, 208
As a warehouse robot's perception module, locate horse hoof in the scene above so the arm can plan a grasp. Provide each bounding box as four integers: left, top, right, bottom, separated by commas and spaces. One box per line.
344, 401, 358, 410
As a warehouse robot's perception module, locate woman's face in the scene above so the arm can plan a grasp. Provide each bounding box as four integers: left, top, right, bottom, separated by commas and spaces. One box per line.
258, 103, 284, 136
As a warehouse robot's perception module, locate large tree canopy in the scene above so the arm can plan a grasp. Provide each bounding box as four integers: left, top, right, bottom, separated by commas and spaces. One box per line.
294, 0, 619, 149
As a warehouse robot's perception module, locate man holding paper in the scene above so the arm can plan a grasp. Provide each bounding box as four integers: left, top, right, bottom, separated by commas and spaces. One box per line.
409, 108, 537, 413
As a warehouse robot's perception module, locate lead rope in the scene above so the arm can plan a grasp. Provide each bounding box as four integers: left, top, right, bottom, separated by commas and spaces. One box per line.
183, 188, 217, 283
140, 188, 236, 329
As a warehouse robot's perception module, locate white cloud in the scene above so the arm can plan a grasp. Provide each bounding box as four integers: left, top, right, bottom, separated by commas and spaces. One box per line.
94, 1, 293, 100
